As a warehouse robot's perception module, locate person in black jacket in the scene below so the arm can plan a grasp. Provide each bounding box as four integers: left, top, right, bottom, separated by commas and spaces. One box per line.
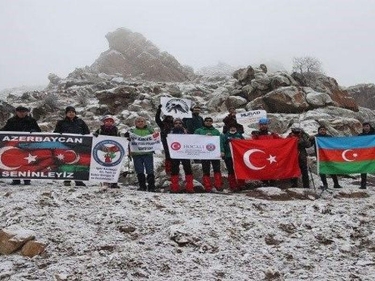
1, 106, 41, 185
288, 127, 312, 188
53, 106, 90, 187
310, 125, 342, 189
358, 122, 375, 189
155, 104, 174, 175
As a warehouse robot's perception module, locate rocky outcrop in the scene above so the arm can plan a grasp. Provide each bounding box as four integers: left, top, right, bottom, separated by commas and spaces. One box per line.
231, 65, 358, 113
347, 83, 375, 110
90, 28, 194, 82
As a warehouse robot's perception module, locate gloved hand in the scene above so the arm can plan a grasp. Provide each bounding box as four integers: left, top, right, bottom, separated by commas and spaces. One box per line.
93, 132, 99, 137
158, 104, 162, 109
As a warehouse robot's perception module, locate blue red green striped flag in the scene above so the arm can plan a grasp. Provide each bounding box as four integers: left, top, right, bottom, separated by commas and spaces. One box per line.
316, 135, 375, 174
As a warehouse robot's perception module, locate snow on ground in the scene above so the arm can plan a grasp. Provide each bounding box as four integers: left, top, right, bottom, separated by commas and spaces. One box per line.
1, 176, 375, 281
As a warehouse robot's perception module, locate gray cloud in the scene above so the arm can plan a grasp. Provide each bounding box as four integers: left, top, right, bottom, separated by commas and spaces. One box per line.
0, 0, 374, 90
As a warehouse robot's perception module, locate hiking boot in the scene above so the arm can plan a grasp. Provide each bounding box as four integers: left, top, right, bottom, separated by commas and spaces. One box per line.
64, 181, 71, 186
24, 180, 31, 185
75, 181, 86, 187
333, 184, 342, 189
10, 180, 21, 185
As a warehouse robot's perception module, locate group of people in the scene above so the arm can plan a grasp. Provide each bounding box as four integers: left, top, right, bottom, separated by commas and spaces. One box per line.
1, 105, 119, 188
156, 105, 373, 193
1, 105, 373, 192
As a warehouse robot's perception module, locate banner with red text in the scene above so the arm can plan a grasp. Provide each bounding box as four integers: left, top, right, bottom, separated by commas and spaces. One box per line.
167, 134, 221, 159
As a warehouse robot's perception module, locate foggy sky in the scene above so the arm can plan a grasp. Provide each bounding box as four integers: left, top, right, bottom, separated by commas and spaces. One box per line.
1, 0, 374, 91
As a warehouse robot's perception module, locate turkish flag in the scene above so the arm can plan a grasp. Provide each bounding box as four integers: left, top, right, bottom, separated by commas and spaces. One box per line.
230, 138, 300, 180
0, 146, 55, 172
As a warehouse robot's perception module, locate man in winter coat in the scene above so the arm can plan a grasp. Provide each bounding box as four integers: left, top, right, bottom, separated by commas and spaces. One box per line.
194, 117, 223, 192
251, 117, 281, 186
1, 106, 41, 185
288, 128, 312, 188
183, 105, 204, 134
251, 117, 281, 140
168, 118, 194, 193
358, 122, 375, 189
310, 125, 342, 189
53, 106, 90, 187
222, 107, 244, 134
155, 104, 174, 175
221, 124, 244, 192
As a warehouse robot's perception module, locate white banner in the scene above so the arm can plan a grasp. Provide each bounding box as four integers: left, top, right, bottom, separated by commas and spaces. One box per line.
236, 110, 267, 123
236, 109, 267, 128
167, 134, 221, 160
90, 135, 129, 183
129, 132, 162, 153
161, 97, 192, 118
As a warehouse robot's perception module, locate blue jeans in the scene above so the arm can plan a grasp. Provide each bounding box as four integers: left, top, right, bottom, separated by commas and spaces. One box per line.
133, 154, 154, 174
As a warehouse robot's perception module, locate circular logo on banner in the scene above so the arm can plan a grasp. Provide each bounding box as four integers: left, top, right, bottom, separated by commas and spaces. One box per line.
206, 143, 216, 151
93, 140, 125, 166
170, 142, 181, 151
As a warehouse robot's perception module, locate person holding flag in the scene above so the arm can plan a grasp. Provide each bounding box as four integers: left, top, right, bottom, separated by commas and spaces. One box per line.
1, 106, 42, 185
251, 117, 281, 186
251, 117, 281, 140
310, 125, 342, 189
155, 104, 174, 175
194, 117, 223, 192
53, 106, 90, 187
358, 122, 375, 189
288, 127, 312, 188
221, 124, 245, 192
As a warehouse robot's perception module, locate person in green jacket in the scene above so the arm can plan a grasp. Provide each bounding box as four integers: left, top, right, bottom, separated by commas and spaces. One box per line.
194, 117, 223, 192
125, 117, 156, 192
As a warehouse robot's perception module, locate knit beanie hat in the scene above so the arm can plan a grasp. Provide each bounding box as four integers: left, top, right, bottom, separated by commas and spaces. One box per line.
65, 106, 76, 114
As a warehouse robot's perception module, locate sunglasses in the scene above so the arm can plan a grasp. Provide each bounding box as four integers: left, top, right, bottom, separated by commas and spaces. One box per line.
205, 120, 213, 122
174, 122, 182, 124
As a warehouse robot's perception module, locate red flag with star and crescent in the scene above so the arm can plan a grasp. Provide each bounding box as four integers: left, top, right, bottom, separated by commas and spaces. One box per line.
230, 138, 300, 180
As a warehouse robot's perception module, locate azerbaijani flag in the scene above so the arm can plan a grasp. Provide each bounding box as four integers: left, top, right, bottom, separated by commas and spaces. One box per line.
317, 135, 375, 174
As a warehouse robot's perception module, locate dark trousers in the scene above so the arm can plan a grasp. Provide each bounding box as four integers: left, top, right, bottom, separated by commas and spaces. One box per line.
201, 160, 221, 176
224, 157, 235, 175
291, 156, 309, 188
320, 174, 339, 187
171, 159, 192, 176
